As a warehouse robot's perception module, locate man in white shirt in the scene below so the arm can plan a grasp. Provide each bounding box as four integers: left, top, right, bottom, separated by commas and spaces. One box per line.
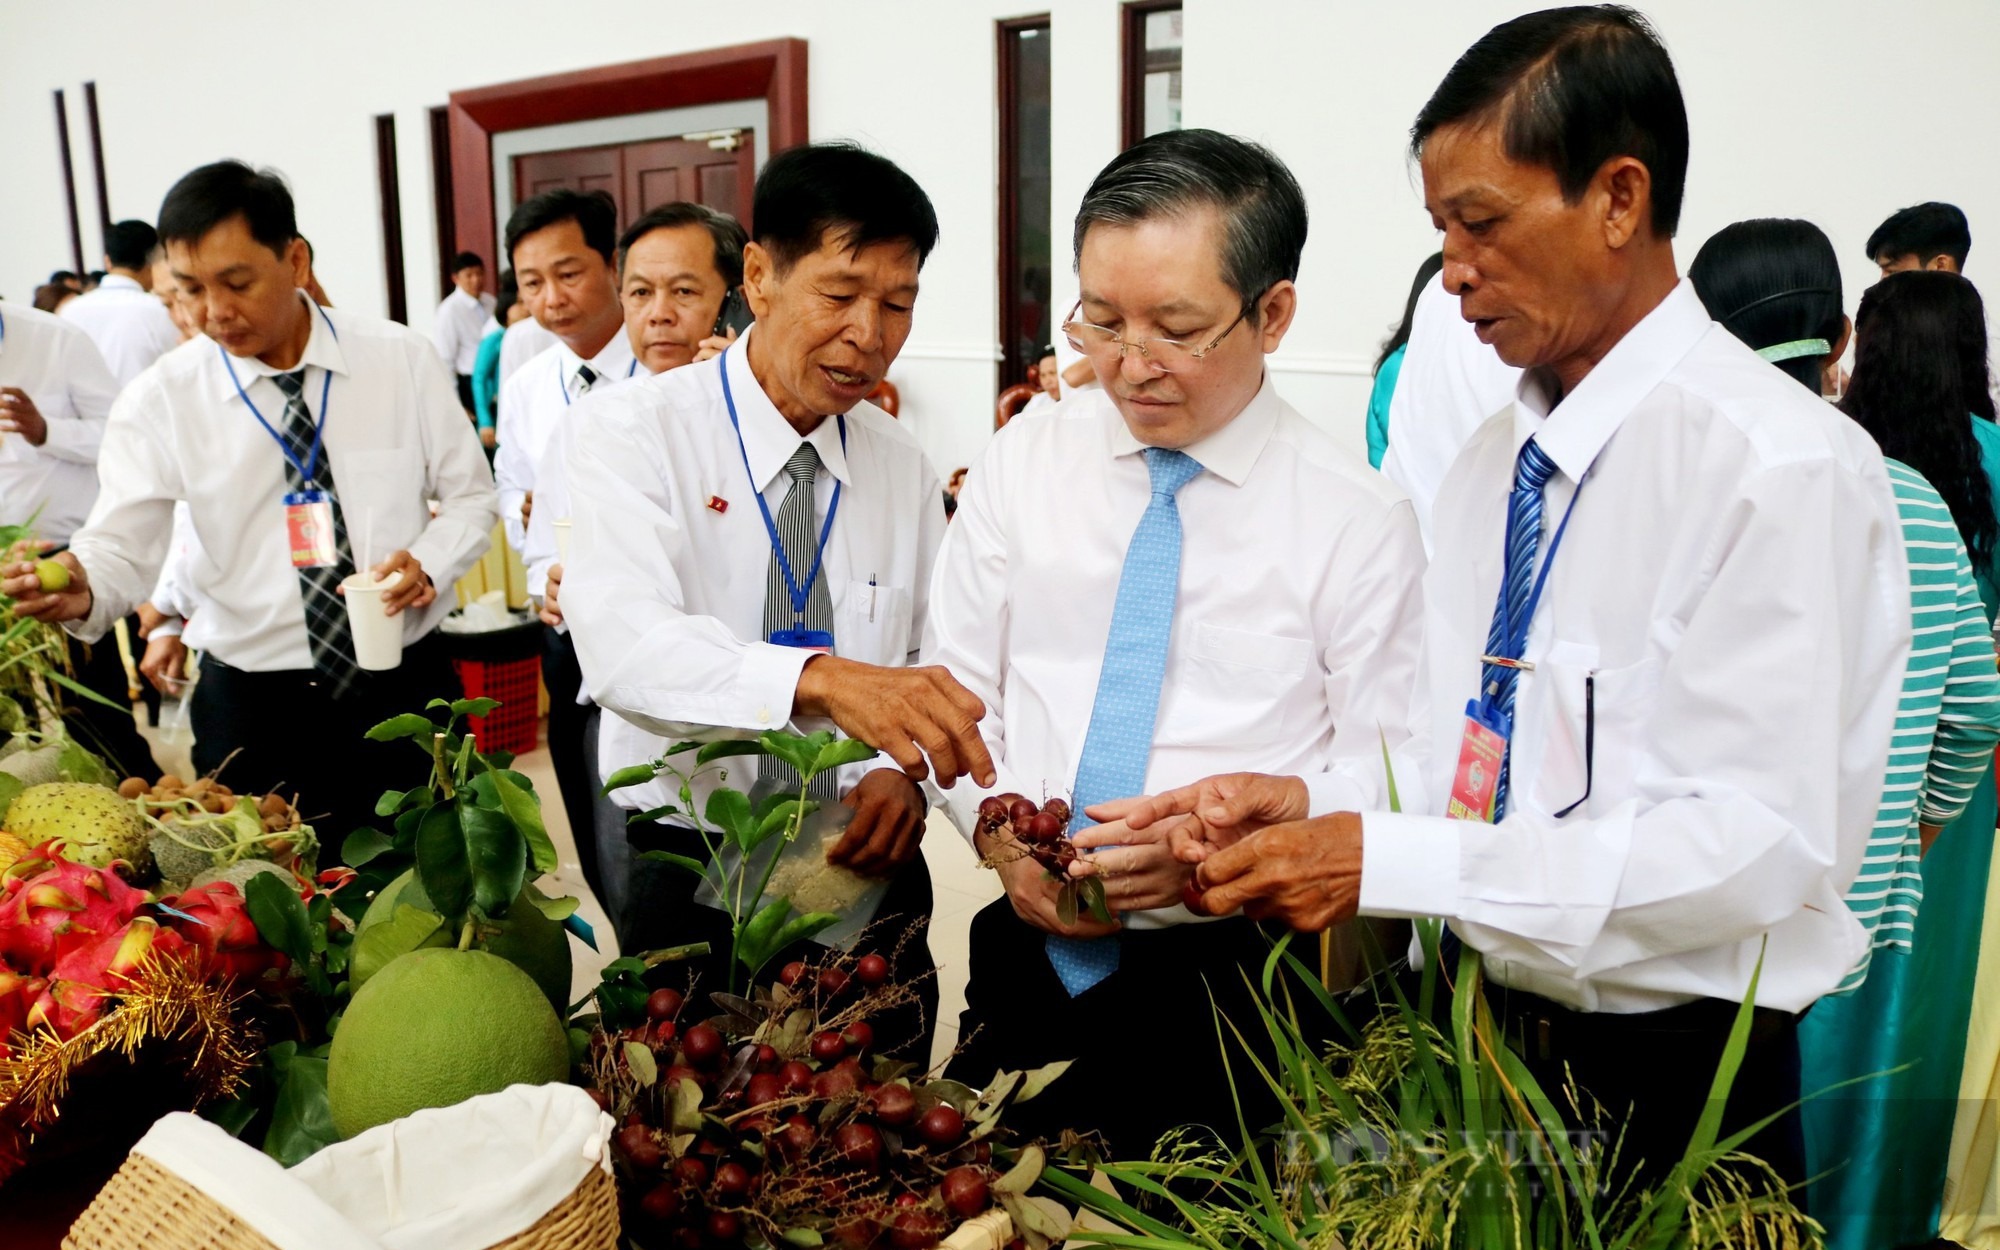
60, 220, 182, 389
498, 306, 558, 386
8, 160, 498, 851
0, 299, 157, 776
1379, 273, 1521, 551
431, 250, 496, 413
524, 204, 748, 922
922, 129, 1426, 1156
564, 143, 991, 1060
1137, 9, 1907, 1186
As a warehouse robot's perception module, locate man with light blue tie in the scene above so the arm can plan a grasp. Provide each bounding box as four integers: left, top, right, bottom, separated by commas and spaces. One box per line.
922, 129, 1427, 1157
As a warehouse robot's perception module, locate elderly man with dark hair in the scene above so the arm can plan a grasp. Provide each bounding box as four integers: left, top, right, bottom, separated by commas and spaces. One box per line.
1126, 6, 1908, 1185
1867, 200, 1971, 277
925, 127, 1426, 1156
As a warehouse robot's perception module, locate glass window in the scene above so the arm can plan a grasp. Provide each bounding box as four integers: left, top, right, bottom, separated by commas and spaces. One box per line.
1122, 2, 1183, 148
998, 18, 1053, 395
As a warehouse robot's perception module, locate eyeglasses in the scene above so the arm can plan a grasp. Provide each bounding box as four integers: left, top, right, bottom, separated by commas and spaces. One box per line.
1060, 299, 1250, 373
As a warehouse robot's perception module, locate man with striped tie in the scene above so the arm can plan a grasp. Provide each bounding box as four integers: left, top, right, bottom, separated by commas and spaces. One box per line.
8, 160, 497, 851
1126, 8, 1910, 1188
922, 129, 1427, 1157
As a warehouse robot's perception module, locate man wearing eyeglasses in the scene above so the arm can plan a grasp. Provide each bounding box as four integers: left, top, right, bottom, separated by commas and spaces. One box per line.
922, 128, 1426, 1157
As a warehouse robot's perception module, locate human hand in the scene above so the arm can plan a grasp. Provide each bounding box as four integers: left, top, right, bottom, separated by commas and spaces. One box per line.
1187, 812, 1364, 930
1089, 772, 1310, 867
538, 563, 565, 627
349, 550, 434, 616
521, 489, 534, 527
1, 553, 91, 621
979, 827, 1120, 939
1066, 818, 1193, 913
0, 388, 48, 446
480, 426, 497, 450
135, 601, 173, 639
140, 634, 189, 695
793, 655, 994, 789
693, 325, 740, 363
831, 767, 927, 877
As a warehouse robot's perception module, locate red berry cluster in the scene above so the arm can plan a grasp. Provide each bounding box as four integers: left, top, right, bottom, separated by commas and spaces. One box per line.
976, 794, 1075, 876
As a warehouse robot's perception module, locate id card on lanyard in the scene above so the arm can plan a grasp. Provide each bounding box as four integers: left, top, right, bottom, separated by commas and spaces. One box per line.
224, 304, 341, 568
1447, 469, 1588, 822
719, 345, 846, 654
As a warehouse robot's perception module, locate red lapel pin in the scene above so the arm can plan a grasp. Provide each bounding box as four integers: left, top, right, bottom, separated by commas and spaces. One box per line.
707, 496, 729, 514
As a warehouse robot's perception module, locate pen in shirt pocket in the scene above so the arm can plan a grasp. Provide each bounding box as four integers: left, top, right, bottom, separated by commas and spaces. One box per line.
868, 574, 877, 622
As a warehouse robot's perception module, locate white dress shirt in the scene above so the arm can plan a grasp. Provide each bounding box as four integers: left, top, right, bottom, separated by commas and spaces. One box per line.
1380, 278, 1521, 552
922, 380, 1428, 930
1351, 281, 1909, 1014
522, 363, 651, 600
432, 287, 498, 376
66, 294, 499, 668
60, 273, 181, 388
495, 333, 637, 554
563, 326, 946, 817
498, 316, 558, 385
0, 303, 117, 544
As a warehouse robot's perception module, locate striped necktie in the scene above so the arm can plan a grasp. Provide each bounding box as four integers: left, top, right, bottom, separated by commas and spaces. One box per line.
1048, 447, 1205, 995
270, 369, 361, 698
760, 442, 839, 801
1480, 437, 1560, 820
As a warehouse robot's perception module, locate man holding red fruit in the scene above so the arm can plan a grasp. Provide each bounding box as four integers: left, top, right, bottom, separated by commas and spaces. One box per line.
923, 129, 1426, 1155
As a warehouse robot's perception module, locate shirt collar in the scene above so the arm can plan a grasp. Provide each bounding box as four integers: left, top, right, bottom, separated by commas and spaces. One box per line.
557, 328, 637, 393
1511, 279, 1710, 482
99, 273, 144, 294
225, 293, 350, 383
723, 324, 852, 491
1102, 370, 1280, 487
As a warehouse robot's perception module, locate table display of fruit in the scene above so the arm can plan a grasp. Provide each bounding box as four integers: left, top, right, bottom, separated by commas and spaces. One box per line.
973, 793, 1112, 928
580, 949, 1071, 1250
122, 773, 318, 894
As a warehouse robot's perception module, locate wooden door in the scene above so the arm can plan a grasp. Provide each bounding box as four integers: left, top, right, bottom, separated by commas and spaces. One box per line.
510, 132, 756, 233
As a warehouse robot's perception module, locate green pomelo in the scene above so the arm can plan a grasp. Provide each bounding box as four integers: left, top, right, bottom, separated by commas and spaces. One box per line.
326, 947, 568, 1139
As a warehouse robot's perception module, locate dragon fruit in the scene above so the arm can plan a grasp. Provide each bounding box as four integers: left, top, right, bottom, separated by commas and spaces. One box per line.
0, 850, 150, 974
162, 882, 286, 982
0, 969, 44, 1058
26, 916, 185, 1036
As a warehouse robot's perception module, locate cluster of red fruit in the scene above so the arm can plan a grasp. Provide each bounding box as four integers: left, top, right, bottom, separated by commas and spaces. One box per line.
976, 795, 1075, 876
597, 954, 1005, 1249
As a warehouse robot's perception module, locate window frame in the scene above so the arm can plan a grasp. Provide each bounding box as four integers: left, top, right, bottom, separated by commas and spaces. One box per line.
1120, 0, 1183, 150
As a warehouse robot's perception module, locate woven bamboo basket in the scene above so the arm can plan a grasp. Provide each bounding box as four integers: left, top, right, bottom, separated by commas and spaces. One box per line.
62, 1151, 620, 1250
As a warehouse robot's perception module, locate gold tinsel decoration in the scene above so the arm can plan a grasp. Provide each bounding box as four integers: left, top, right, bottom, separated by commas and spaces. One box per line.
0, 952, 256, 1136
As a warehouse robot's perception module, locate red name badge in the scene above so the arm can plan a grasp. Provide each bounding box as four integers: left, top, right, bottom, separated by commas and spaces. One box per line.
1446, 709, 1507, 822
283, 490, 339, 569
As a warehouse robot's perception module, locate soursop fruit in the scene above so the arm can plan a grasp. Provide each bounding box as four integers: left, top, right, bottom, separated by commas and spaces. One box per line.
5, 782, 153, 878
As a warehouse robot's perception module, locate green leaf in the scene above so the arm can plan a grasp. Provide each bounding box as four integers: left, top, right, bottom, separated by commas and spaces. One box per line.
364, 712, 437, 743
451, 696, 501, 719
668, 1077, 704, 1131
992, 1141, 1045, 1196
767, 911, 839, 955
695, 739, 768, 766
749, 798, 810, 852
627, 804, 681, 825
1078, 875, 1113, 924
624, 1040, 659, 1087
341, 827, 394, 867
262, 1054, 338, 1166
600, 764, 658, 795
349, 905, 445, 988
665, 740, 702, 756
1014, 1060, 1072, 1105
477, 758, 557, 875
808, 736, 879, 778
523, 885, 581, 922
781, 1230, 824, 1247
638, 849, 713, 880
54, 736, 116, 785
756, 729, 822, 778
0, 773, 23, 820
415, 802, 472, 918
461, 801, 527, 915
705, 787, 757, 850
736, 897, 795, 974
243, 872, 313, 965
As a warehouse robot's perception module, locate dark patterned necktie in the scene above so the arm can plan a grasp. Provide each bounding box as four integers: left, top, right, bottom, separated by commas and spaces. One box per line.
760, 442, 839, 801
270, 369, 361, 697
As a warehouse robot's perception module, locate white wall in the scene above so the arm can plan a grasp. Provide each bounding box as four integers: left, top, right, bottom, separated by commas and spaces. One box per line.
3, 1, 1998, 472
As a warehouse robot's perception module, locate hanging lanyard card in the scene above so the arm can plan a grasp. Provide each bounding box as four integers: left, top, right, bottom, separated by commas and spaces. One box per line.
1446, 697, 1507, 822
769, 628, 835, 653
284, 489, 339, 569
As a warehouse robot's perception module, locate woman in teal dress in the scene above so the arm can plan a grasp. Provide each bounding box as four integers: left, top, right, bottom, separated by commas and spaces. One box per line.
1823, 269, 2000, 1249
1364, 253, 1440, 469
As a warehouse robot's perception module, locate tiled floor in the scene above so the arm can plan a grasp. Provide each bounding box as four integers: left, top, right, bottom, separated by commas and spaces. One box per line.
138, 705, 1003, 1070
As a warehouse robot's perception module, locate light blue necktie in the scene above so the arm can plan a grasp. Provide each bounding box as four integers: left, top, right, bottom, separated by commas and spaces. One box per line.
1480, 436, 1559, 819
1048, 447, 1205, 996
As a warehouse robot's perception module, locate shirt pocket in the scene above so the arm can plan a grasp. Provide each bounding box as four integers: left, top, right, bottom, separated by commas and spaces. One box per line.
832, 580, 913, 668
329, 448, 428, 554
1525, 641, 1659, 820
1179, 622, 1318, 741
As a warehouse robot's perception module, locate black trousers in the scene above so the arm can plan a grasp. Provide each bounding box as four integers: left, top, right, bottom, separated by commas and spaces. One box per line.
63, 621, 159, 779
541, 627, 600, 899
455, 373, 476, 414
946, 902, 1319, 1162
191, 633, 460, 863
622, 819, 938, 1064
1489, 983, 1805, 1192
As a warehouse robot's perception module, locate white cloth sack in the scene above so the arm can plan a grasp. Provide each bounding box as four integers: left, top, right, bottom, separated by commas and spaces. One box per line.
129, 1114, 385, 1250
292, 1083, 614, 1250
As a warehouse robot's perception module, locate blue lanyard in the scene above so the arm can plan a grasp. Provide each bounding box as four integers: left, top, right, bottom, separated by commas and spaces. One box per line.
718, 344, 845, 621
221, 303, 339, 487
556, 354, 639, 406
1480, 467, 1589, 705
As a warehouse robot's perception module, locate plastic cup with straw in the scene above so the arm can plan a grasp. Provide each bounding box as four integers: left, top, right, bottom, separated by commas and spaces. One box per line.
341, 510, 404, 670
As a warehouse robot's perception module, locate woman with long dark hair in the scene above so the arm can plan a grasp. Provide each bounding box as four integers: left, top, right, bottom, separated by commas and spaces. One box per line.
1364, 252, 1442, 469
1692, 229, 2000, 1250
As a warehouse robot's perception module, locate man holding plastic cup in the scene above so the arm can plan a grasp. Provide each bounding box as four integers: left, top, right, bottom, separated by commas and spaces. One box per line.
6, 160, 498, 850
